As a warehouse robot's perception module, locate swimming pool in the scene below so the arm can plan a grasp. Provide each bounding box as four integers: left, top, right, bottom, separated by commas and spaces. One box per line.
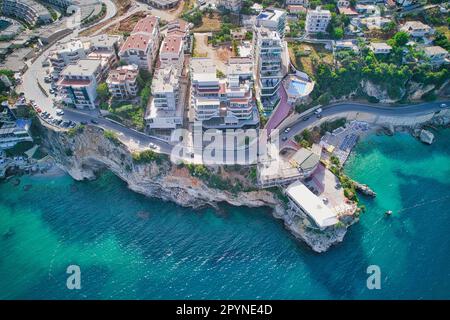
289, 80, 307, 95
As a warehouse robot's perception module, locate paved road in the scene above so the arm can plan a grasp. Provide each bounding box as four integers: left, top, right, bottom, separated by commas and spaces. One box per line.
279, 101, 450, 142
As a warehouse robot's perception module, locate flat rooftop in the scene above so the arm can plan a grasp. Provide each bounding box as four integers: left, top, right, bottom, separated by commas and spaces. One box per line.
286, 180, 339, 229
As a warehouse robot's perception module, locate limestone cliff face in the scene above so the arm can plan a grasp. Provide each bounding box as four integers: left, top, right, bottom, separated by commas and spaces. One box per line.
42, 125, 352, 252
361, 80, 405, 103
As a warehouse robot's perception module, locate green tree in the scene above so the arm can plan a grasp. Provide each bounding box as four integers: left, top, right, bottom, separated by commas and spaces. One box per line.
96, 83, 110, 102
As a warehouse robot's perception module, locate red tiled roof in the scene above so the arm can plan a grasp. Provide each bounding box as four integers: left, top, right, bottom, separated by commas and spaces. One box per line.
119, 34, 151, 53
161, 35, 182, 54
132, 16, 158, 35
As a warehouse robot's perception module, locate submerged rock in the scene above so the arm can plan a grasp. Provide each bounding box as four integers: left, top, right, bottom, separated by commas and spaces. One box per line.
419, 129, 434, 145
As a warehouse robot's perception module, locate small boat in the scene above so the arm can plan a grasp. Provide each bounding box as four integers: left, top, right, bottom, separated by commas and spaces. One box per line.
385, 210, 393, 216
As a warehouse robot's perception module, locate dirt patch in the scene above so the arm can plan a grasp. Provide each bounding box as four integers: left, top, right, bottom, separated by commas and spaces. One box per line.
104, 11, 147, 35
192, 13, 222, 32
80, 0, 131, 36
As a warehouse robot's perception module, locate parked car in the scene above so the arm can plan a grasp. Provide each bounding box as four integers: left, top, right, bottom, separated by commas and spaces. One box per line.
80, 121, 88, 125
56, 108, 64, 116
440, 103, 447, 108
149, 142, 157, 149
90, 119, 99, 124
284, 127, 291, 134
282, 136, 288, 141
302, 116, 310, 121
36, 108, 42, 113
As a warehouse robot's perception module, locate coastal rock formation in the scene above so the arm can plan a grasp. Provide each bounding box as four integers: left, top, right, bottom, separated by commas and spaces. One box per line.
41, 125, 355, 253
407, 81, 435, 101
361, 80, 405, 104
419, 129, 435, 145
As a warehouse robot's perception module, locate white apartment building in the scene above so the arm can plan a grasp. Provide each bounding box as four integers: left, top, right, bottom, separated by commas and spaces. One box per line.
146, 0, 179, 9
305, 7, 331, 33
2, 0, 52, 26
190, 58, 258, 129
400, 21, 434, 38
285, 0, 308, 5
159, 35, 184, 72
57, 59, 102, 109
255, 28, 284, 113
370, 42, 392, 54
119, 16, 160, 72
190, 58, 221, 122
49, 34, 121, 79
255, 8, 287, 38
49, 40, 86, 79
146, 66, 183, 133
0, 103, 33, 149
423, 46, 449, 66
106, 64, 139, 100
218, 0, 242, 12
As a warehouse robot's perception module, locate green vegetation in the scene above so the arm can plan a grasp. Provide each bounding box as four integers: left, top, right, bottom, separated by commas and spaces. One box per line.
5, 141, 34, 157
103, 130, 121, 145
294, 103, 310, 114
268, 186, 289, 205
132, 150, 167, 165
311, 30, 449, 103
67, 124, 85, 138
182, 9, 203, 27
319, 118, 346, 135
294, 129, 313, 148
96, 83, 110, 102
108, 103, 145, 131
286, 13, 306, 38
82, 3, 107, 26
216, 70, 226, 79
210, 23, 233, 45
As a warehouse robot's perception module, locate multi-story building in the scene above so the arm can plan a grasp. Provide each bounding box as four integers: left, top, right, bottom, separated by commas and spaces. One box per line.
285, 0, 308, 5
146, 0, 179, 9
190, 58, 258, 129
0, 102, 32, 149
49, 34, 121, 79
254, 28, 284, 113
217, 0, 242, 12
145, 66, 183, 133
255, 8, 287, 38
106, 64, 139, 100
423, 46, 449, 66
2, 0, 52, 26
305, 7, 331, 33
49, 40, 86, 79
400, 21, 434, 38
159, 35, 184, 72
119, 16, 160, 72
166, 19, 191, 52
57, 59, 102, 109
369, 42, 392, 54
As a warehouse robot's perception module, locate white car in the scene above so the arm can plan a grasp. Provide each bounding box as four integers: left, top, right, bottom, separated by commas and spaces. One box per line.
440, 103, 447, 108
284, 127, 291, 134
149, 142, 157, 149
56, 108, 64, 116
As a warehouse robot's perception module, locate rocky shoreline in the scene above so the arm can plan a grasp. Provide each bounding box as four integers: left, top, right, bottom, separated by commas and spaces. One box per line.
11, 111, 447, 253
37, 124, 360, 253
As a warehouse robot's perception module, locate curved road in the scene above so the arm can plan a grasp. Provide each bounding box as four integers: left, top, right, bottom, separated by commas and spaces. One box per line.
279, 101, 450, 142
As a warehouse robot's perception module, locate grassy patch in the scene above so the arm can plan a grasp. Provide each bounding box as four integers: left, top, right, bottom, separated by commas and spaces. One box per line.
132, 149, 167, 165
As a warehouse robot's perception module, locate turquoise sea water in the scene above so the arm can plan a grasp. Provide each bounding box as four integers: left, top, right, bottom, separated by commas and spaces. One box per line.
0, 130, 449, 299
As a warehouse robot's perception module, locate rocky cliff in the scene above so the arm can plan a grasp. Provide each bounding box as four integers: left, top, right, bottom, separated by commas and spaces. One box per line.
41, 125, 354, 253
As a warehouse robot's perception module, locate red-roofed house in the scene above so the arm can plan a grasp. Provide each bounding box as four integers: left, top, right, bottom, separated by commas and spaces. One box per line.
159, 35, 184, 72
119, 16, 160, 72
